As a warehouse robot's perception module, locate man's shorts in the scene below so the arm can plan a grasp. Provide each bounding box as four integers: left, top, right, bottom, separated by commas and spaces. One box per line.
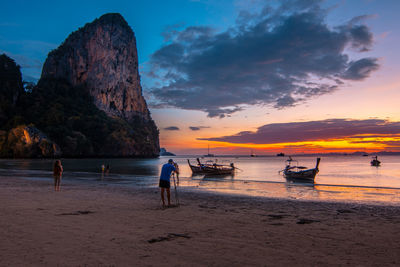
159, 179, 170, 188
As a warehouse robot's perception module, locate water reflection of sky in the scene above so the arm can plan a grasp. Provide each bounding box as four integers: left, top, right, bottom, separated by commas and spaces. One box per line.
178, 180, 400, 206
1, 156, 400, 205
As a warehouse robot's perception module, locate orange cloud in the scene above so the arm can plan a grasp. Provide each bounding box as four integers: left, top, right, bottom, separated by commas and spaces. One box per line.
194, 119, 400, 154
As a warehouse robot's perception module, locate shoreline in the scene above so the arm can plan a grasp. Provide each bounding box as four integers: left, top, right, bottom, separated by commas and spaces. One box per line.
1, 176, 400, 266
4, 171, 400, 207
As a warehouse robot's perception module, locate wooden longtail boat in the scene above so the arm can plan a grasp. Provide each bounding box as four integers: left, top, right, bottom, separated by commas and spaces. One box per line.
281, 157, 321, 181
187, 158, 235, 175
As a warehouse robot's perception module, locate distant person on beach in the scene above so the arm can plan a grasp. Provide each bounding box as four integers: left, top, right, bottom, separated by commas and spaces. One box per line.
159, 159, 177, 207
53, 160, 63, 191
105, 164, 110, 175
173, 162, 180, 185
100, 164, 105, 180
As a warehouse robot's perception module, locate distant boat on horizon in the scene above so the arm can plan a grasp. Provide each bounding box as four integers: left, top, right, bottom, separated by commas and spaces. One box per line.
277, 152, 285, 157
204, 144, 214, 157
250, 150, 256, 157
371, 156, 381, 166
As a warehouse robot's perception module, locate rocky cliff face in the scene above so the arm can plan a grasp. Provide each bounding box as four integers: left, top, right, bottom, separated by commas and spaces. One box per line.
41, 13, 150, 122
40, 13, 159, 157
0, 54, 24, 125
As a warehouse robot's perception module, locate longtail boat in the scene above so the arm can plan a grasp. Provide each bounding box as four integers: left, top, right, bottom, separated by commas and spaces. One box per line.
281, 157, 321, 181
187, 158, 235, 175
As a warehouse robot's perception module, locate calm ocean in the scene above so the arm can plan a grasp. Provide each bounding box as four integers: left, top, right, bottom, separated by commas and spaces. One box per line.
1, 155, 400, 205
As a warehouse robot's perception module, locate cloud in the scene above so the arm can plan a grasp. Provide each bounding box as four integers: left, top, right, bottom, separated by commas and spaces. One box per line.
341, 58, 379, 80
189, 126, 210, 131
348, 139, 400, 147
161, 22, 186, 42
164, 126, 180, 131
148, 0, 379, 117
198, 119, 400, 144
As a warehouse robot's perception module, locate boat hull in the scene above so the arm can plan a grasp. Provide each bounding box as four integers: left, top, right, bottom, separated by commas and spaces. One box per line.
283, 168, 318, 181
371, 160, 381, 166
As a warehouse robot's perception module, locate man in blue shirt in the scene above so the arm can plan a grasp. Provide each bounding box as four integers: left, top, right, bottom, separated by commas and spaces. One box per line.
159, 159, 177, 207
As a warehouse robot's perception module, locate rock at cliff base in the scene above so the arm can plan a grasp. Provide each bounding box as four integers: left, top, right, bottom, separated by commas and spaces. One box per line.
1, 125, 61, 158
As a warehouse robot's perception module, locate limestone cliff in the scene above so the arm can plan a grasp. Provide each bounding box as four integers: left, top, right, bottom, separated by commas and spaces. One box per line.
38, 13, 159, 157
41, 13, 150, 122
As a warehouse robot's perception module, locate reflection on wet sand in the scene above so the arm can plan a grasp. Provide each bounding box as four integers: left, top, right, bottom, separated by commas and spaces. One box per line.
182, 176, 400, 205
313, 184, 400, 203
285, 177, 315, 185
203, 174, 235, 179
196, 175, 236, 191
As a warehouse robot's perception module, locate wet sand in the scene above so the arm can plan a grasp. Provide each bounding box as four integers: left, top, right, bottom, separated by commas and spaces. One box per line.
1, 177, 400, 266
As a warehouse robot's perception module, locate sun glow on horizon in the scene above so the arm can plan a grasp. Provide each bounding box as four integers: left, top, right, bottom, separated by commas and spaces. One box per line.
161, 133, 400, 155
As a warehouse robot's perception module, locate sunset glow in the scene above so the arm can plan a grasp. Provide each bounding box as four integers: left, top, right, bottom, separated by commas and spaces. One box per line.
179, 134, 398, 155
1, 0, 399, 155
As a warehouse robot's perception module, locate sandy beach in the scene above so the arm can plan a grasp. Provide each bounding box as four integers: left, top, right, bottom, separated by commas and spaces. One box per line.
1, 177, 400, 266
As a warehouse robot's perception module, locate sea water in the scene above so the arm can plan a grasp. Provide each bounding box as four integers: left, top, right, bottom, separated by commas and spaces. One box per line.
1, 155, 400, 205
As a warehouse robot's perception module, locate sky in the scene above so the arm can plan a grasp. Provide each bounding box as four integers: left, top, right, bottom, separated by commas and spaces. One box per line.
1, 0, 400, 155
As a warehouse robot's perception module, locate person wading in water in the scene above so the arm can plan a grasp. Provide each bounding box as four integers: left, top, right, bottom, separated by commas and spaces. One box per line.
53, 160, 63, 191
159, 159, 178, 208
